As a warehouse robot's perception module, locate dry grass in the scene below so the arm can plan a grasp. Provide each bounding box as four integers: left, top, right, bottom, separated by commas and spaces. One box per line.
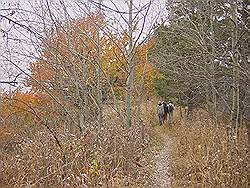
169, 111, 248, 187
0, 99, 158, 187
2, 99, 247, 187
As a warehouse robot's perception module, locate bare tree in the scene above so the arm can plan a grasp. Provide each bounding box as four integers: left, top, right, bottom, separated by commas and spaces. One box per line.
125, 0, 134, 127
96, 0, 103, 127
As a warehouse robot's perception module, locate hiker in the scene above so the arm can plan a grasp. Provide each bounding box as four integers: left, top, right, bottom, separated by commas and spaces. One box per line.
168, 101, 175, 125
157, 101, 165, 125
162, 101, 169, 123
162, 100, 175, 125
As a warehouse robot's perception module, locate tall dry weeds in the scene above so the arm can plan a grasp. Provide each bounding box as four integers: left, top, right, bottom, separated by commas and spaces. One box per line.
169, 111, 248, 187
0, 100, 157, 187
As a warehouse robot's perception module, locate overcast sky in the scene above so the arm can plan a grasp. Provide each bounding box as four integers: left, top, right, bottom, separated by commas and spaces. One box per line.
0, 0, 167, 92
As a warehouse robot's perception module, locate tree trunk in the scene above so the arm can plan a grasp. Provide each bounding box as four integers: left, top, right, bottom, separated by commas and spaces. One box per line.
231, 2, 240, 139
96, 0, 103, 127
125, 0, 134, 128
209, 0, 218, 127
80, 54, 88, 131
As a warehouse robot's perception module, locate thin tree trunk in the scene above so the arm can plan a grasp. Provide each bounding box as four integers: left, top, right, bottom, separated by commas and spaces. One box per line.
230, 68, 235, 123
209, 0, 218, 127
235, 67, 240, 138
231, 2, 240, 138
135, 51, 148, 119
80, 54, 88, 131
96, 0, 103, 127
125, 0, 134, 128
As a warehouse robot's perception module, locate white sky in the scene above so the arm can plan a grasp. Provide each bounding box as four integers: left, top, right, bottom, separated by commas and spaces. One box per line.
0, 0, 167, 91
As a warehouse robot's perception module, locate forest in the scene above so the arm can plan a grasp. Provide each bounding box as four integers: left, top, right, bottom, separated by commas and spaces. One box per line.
0, 0, 249, 187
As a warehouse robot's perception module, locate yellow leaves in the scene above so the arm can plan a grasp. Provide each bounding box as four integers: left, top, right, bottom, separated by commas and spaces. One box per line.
134, 62, 158, 95
101, 35, 158, 97
28, 12, 157, 100
133, 37, 158, 96
135, 36, 155, 64
10, 92, 39, 114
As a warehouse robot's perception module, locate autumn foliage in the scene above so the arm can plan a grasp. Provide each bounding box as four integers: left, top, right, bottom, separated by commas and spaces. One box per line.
0, 91, 40, 148
0, 0, 248, 186
27, 13, 157, 99
0, 12, 159, 186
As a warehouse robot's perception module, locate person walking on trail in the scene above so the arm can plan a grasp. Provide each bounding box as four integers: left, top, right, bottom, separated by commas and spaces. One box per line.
157, 101, 165, 125
168, 101, 175, 125
162, 101, 169, 123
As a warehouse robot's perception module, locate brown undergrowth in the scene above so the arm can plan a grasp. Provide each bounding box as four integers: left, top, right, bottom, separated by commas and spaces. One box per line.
0, 99, 159, 187
169, 111, 248, 187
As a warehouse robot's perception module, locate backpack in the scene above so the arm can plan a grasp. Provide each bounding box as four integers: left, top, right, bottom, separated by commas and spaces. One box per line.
162, 101, 169, 113
168, 103, 174, 113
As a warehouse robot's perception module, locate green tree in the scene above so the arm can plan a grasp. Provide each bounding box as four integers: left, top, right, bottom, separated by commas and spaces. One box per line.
150, 0, 249, 130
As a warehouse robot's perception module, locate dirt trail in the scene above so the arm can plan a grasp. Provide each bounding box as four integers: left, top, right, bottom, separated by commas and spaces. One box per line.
151, 132, 172, 187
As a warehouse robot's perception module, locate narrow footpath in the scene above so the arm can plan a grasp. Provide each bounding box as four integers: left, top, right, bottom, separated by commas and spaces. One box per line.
151, 132, 172, 187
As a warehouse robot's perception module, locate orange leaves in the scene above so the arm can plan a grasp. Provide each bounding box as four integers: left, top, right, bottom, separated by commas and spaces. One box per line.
27, 12, 157, 100
13, 91, 39, 106
28, 12, 108, 92
0, 91, 40, 126
28, 59, 55, 91
6, 91, 39, 114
